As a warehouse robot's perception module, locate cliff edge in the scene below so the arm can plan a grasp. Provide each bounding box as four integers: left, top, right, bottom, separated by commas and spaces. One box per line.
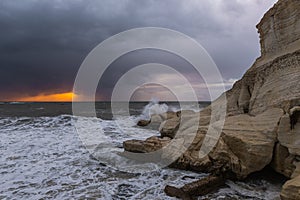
124, 0, 300, 199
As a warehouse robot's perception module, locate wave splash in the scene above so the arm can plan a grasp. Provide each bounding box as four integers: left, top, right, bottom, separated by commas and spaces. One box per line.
0, 104, 283, 199
140, 98, 178, 120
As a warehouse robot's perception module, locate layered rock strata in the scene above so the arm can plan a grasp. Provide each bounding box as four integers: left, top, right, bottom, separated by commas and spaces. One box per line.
124, 0, 300, 199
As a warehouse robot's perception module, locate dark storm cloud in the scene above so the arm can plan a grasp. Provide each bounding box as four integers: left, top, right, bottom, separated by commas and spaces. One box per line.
0, 0, 277, 100
96, 49, 206, 101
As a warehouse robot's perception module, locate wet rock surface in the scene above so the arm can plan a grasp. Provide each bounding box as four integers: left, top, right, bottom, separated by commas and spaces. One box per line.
124, 0, 300, 198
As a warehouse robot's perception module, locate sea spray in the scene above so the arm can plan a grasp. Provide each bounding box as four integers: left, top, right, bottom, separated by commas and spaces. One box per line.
140, 98, 169, 120
0, 105, 282, 199
138, 99, 205, 122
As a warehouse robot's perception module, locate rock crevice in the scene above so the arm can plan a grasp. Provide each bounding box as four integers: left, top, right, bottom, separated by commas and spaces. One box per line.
123, 0, 300, 199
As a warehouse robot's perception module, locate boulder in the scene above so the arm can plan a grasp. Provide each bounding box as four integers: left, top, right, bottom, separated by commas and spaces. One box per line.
169, 108, 284, 179
159, 117, 180, 139
136, 113, 170, 129
220, 108, 284, 178
281, 175, 300, 200
137, 119, 150, 127
123, 136, 171, 153
165, 175, 225, 199
123, 139, 147, 153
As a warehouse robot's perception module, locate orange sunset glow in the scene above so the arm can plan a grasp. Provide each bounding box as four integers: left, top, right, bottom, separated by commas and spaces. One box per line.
17, 92, 75, 102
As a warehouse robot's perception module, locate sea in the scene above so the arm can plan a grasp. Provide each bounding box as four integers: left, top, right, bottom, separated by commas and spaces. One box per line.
0, 101, 285, 200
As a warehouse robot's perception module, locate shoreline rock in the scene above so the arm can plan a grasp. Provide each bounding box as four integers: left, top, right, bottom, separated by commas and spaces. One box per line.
124, 0, 300, 198
164, 175, 225, 200
281, 175, 300, 200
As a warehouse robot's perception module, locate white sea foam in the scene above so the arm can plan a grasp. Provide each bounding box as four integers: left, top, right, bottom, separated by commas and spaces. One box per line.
0, 113, 282, 199
139, 100, 206, 121
140, 99, 169, 120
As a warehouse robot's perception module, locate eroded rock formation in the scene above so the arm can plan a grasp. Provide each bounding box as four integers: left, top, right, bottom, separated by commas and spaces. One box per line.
123, 0, 300, 199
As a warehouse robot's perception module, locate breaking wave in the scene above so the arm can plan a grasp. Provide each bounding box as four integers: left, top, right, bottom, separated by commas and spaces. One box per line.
0, 104, 283, 199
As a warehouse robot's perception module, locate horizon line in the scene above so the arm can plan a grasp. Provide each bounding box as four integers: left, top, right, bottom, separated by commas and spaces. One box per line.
0, 100, 212, 103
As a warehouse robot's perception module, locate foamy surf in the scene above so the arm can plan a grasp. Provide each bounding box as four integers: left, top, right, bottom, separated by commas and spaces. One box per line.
0, 101, 283, 199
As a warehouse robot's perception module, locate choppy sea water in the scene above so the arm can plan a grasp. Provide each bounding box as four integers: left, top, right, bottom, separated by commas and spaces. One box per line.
0, 102, 284, 199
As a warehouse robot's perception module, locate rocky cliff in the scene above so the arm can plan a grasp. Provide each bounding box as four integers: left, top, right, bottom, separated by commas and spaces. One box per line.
123, 0, 300, 199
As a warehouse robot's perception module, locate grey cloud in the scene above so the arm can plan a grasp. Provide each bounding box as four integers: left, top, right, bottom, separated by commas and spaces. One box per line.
0, 0, 277, 100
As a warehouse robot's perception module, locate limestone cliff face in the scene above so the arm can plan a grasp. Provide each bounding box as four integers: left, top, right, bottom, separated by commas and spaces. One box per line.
216, 51, 300, 116
199, 1, 300, 198
124, 0, 300, 199
256, 0, 300, 60
209, 2, 300, 198
207, 0, 300, 117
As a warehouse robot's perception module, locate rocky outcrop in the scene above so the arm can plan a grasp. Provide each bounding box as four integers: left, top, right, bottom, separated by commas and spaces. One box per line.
271, 143, 295, 178
278, 107, 300, 155
256, 0, 300, 60
137, 119, 150, 127
278, 106, 300, 200
164, 175, 225, 200
123, 136, 171, 153
281, 175, 300, 200
124, 0, 300, 198
159, 116, 180, 139
218, 108, 283, 178
126, 108, 284, 178
136, 111, 180, 129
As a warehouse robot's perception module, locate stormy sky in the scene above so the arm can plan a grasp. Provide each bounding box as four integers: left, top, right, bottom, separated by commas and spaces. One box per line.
0, 0, 277, 101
